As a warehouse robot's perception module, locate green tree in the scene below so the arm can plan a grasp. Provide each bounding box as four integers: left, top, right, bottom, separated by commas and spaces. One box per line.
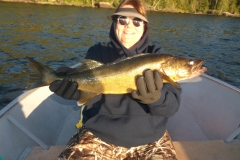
217, 0, 230, 12
228, 0, 238, 13
198, 0, 210, 13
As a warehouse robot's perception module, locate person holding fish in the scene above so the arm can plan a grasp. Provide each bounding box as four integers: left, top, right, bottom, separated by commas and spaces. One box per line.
49, 0, 182, 159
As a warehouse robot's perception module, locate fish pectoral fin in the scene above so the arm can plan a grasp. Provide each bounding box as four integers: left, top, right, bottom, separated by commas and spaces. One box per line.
77, 91, 99, 105
162, 74, 181, 88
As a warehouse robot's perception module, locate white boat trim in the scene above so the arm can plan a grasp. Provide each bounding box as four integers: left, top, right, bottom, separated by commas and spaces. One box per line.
0, 89, 37, 117
18, 146, 33, 160
202, 74, 240, 93
225, 127, 240, 143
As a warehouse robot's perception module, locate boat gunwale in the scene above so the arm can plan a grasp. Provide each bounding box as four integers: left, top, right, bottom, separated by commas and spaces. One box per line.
0, 63, 81, 118
202, 74, 240, 93
0, 89, 38, 117
1, 73, 239, 117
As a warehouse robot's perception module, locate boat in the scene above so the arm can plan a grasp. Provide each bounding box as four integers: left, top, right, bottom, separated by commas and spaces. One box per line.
0, 74, 240, 160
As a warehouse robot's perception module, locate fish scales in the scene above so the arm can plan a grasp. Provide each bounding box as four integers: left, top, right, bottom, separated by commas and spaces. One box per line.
26, 53, 206, 104
74, 54, 170, 94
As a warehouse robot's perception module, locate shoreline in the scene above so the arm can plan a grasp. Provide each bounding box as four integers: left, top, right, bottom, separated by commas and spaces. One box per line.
0, 0, 240, 18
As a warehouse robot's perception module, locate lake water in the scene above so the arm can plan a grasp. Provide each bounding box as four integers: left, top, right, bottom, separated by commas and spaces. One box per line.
0, 2, 240, 110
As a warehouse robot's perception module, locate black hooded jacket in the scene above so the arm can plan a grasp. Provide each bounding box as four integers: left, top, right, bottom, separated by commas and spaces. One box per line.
82, 21, 182, 147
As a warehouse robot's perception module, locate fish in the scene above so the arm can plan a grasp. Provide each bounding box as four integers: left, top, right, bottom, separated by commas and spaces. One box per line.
26, 53, 207, 105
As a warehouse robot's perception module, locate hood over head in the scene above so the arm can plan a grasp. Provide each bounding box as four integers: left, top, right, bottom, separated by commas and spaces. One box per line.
109, 20, 150, 57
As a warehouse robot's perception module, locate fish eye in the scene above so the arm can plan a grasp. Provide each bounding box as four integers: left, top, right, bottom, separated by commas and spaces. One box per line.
189, 60, 194, 65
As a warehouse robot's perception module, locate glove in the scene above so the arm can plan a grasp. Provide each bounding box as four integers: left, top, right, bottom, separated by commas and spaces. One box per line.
54, 66, 77, 76
49, 67, 80, 100
131, 69, 163, 104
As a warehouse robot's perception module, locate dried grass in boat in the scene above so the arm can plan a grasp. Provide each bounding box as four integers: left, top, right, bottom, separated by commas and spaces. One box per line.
58, 127, 178, 160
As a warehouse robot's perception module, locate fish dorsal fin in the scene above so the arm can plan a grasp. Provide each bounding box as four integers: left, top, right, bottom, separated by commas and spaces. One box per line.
75, 59, 103, 72
129, 53, 150, 58
82, 59, 103, 68
112, 53, 150, 64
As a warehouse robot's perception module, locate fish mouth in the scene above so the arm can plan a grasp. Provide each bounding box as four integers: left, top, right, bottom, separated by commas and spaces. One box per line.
190, 60, 207, 78
192, 60, 204, 72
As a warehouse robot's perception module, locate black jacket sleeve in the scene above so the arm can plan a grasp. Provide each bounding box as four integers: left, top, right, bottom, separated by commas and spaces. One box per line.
147, 83, 182, 117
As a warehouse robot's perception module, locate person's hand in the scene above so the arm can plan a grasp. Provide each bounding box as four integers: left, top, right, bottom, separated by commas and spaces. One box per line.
54, 66, 77, 76
131, 69, 163, 104
49, 77, 80, 100
49, 67, 80, 100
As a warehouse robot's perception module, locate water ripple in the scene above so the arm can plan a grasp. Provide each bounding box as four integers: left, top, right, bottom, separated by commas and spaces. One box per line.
0, 3, 240, 110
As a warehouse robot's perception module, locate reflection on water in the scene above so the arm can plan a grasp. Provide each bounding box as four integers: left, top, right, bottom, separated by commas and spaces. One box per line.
0, 2, 240, 109
148, 12, 240, 88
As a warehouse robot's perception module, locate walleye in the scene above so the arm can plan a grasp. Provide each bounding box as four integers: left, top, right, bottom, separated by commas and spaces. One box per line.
26, 54, 206, 104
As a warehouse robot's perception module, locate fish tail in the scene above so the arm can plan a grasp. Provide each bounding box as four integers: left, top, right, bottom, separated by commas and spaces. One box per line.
26, 56, 56, 90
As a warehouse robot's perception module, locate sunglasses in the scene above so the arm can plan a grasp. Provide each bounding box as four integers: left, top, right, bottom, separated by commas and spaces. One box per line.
117, 16, 143, 27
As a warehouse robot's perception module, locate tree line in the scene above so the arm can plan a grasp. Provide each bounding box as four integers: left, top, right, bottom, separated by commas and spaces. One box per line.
144, 0, 240, 14
26, 0, 240, 15
93, 0, 240, 15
